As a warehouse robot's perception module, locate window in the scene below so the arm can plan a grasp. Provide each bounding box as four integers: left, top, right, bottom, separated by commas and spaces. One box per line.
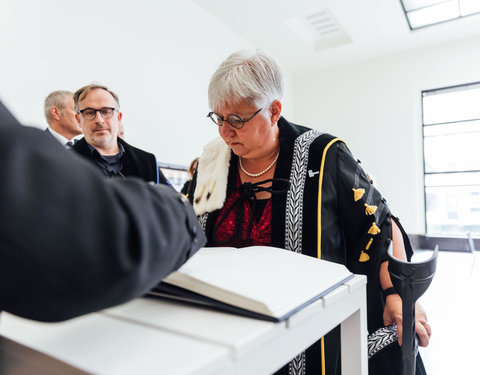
400, 0, 480, 30
422, 82, 480, 235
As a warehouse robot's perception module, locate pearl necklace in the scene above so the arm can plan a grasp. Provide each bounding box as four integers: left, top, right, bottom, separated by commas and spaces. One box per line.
239, 149, 280, 178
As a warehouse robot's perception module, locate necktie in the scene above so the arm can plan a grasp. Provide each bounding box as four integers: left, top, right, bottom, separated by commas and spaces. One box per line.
66, 141, 74, 149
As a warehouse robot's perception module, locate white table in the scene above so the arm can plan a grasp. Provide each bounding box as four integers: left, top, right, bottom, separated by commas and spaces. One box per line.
0, 275, 367, 375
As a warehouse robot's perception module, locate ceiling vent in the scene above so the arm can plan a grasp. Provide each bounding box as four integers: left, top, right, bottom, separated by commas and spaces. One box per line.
285, 9, 351, 51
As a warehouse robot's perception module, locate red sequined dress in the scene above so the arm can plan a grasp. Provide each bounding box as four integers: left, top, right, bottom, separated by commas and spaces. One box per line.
213, 172, 272, 247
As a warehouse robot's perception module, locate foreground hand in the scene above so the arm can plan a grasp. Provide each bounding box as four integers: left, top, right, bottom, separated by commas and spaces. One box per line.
383, 295, 432, 347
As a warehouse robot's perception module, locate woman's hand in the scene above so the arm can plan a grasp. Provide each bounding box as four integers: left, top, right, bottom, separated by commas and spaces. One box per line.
414, 302, 431, 347
383, 296, 432, 347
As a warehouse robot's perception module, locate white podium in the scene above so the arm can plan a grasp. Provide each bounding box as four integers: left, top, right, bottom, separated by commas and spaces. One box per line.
0, 275, 367, 375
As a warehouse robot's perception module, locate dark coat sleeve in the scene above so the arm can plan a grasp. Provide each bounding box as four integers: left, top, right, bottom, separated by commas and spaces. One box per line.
0, 101, 206, 322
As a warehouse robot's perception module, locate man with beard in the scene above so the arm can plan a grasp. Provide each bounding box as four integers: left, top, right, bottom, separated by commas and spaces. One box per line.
72, 84, 168, 184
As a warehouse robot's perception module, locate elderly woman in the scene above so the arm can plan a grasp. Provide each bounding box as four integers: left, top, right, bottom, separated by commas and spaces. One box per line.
191, 50, 430, 375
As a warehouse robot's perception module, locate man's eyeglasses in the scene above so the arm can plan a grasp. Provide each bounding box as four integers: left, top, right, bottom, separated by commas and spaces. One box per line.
207, 108, 263, 130
79, 107, 117, 120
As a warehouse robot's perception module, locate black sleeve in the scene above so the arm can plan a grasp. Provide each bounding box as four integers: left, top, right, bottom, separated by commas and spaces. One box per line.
188, 171, 198, 204
334, 143, 393, 268
334, 143, 395, 331
0, 101, 206, 322
180, 180, 191, 195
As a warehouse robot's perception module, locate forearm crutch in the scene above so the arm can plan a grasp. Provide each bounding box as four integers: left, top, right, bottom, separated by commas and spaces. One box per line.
387, 244, 438, 375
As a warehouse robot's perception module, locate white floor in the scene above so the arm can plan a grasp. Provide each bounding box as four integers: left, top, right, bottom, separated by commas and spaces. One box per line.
415, 250, 480, 375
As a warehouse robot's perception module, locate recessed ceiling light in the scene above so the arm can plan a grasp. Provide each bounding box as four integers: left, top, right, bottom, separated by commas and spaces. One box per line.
285, 9, 351, 51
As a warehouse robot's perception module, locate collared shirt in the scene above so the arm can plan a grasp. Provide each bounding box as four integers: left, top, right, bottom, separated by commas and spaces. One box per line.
86, 142, 126, 178
46, 126, 82, 149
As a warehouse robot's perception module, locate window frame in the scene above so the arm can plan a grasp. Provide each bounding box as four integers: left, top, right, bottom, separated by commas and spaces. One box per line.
399, 0, 480, 30
421, 81, 480, 235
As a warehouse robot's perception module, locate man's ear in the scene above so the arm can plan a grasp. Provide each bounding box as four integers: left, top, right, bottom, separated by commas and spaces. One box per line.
75, 113, 81, 125
117, 111, 123, 122
269, 100, 282, 125
50, 106, 61, 121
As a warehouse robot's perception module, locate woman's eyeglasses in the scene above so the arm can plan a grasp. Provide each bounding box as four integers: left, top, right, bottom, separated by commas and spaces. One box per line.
207, 108, 263, 130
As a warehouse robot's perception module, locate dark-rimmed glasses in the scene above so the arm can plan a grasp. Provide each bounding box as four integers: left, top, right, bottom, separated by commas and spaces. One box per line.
207, 108, 263, 130
79, 107, 117, 120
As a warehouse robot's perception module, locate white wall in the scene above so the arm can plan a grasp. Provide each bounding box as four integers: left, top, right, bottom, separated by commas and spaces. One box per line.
0, 0, 258, 166
293, 34, 480, 234
2, 0, 475, 233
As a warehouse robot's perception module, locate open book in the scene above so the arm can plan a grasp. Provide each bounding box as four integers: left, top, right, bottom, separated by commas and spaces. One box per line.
149, 246, 354, 322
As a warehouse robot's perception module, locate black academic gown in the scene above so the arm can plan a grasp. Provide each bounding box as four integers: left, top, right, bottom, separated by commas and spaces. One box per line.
195, 117, 425, 374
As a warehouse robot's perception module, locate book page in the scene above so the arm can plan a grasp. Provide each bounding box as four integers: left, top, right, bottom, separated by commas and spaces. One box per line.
162, 246, 352, 318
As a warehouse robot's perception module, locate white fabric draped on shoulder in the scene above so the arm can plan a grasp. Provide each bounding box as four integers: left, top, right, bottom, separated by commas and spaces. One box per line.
193, 137, 231, 216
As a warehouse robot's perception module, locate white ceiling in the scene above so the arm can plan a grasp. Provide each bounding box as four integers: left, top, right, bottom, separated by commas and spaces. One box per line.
194, 0, 480, 76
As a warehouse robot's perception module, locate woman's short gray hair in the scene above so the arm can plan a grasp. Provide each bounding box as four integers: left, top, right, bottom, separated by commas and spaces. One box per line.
208, 50, 284, 111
